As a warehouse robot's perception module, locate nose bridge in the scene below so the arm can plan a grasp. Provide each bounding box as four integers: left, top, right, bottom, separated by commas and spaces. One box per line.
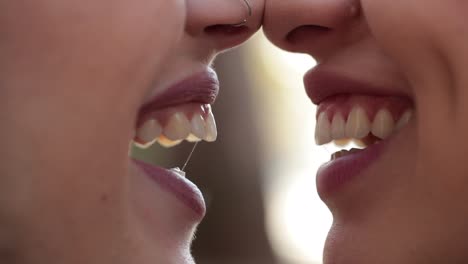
185, 0, 264, 52
263, 0, 362, 59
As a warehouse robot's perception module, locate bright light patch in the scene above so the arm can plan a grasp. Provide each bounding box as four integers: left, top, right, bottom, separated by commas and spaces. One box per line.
266, 167, 332, 264
243, 32, 333, 264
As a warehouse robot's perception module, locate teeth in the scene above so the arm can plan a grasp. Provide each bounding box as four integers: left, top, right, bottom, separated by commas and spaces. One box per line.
187, 134, 202, 142
157, 136, 181, 148
190, 113, 206, 140
136, 119, 162, 145
315, 106, 413, 145
353, 139, 367, 148
164, 112, 191, 141
345, 106, 370, 139
315, 112, 331, 145
331, 113, 346, 139
204, 111, 217, 142
134, 107, 218, 149
331, 148, 362, 160
334, 139, 351, 147
396, 110, 413, 131
371, 109, 394, 139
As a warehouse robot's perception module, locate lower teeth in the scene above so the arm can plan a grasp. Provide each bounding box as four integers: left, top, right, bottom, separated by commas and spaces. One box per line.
331, 148, 363, 160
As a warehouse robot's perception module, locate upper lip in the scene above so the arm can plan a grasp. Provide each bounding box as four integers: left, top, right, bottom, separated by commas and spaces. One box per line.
136, 68, 219, 125
303, 66, 407, 105
154, 67, 219, 107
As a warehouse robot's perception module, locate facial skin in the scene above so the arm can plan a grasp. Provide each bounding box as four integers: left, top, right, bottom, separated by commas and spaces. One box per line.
0, 0, 263, 263
264, 0, 468, 263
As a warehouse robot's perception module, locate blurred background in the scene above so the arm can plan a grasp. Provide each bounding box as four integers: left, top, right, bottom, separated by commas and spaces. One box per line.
133, 32, 336, 264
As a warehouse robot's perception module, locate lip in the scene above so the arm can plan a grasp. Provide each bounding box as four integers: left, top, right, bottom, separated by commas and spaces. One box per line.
303, 66, 407, 105
132, 159, 206, 218
316, 140, 389, 199
130, 68, 218, 219
305, 66, 409, 200
137, 68, 219, 125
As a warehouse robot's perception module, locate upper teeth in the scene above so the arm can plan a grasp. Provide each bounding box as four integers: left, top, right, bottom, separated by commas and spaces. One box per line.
135, 110, 217, 148
315, 106, 413, 145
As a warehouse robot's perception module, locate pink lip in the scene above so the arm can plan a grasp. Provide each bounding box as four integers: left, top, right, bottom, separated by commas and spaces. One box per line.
303, 67, 407, 104
137, 68, 219, 126
316, 140, 388, 199
304, 67, 408, 199
130, 68, 219, 218
132, 159, 206, 218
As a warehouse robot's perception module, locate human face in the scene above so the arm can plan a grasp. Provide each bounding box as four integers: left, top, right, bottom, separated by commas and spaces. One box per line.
0, 0, 263, 263
264, 0, 468, 263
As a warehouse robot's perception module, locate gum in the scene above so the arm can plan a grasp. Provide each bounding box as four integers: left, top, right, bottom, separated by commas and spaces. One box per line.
136, 103, 212, 129
316, 95, 413, 122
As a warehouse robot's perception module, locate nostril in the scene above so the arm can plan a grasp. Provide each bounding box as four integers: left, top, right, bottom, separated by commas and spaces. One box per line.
204, 24, 249, 36
286, 25, 332, 44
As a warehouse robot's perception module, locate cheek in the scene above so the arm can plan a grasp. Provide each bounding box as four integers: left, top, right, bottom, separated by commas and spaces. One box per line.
361, 0, 464, 150
0, 0, 187, 234
0, 0, 188, 259
361, 1, 432, 68
0, 0, 186, 100
0, 0, 187, 154
362, 0, 468, 243
120, 0, 186, 78
361, 0, 466, 83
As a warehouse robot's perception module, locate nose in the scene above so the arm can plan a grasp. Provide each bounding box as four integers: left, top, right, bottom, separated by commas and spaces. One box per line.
186, 0, 264, 52
263, 0, 364, 61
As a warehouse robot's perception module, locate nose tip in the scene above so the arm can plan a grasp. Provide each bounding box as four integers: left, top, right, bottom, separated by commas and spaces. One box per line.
186, 0, 264, 51
263, 0, 362, 59
220, 0, 253, 28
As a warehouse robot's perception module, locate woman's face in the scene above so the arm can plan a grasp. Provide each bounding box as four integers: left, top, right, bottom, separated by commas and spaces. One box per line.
0, 0, 262, 263
264, 0, 468, 263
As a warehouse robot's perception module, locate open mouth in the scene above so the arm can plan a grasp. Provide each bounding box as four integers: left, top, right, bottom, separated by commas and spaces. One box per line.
315, 94, 413, 159
133, 103, 217, 149
128, 68, 219, 217
315, 94, 414, 196
305, 68, 414, 196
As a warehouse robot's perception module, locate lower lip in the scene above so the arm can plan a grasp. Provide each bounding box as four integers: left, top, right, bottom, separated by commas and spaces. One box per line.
132, 159, 206, 219
316, 139, 389, 199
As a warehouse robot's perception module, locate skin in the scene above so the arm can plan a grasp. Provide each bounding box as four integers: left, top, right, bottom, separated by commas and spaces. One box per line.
0, 0, 263, 263
264, 0, 468, 263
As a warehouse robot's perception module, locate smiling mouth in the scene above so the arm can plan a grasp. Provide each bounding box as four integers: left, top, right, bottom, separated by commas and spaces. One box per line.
132, 69, 219, 150
304, 68, 416, 195
315, 94, 413, 160
134, 103, 217, 149
313, 94, 414, 197
127, 68, 219, 217
304, 67, 414, 160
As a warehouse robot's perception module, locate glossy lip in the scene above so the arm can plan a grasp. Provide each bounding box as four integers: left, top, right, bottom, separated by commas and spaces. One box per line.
304, 66, 407, 105
132, 159, 206, 219
316, 140, 388, 199
136, 68, 219, 127
304, 66, 409, 199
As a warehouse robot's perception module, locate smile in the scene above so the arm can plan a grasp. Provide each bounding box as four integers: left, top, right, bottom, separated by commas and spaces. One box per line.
133, 68, 219, 148
305, 68, 414, 197
314, 94, 413, 154
129, 67, 220, 218
134, 103, 217, 148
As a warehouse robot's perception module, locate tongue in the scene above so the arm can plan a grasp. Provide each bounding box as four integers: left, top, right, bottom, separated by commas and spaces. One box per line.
361, 134, 381, 146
